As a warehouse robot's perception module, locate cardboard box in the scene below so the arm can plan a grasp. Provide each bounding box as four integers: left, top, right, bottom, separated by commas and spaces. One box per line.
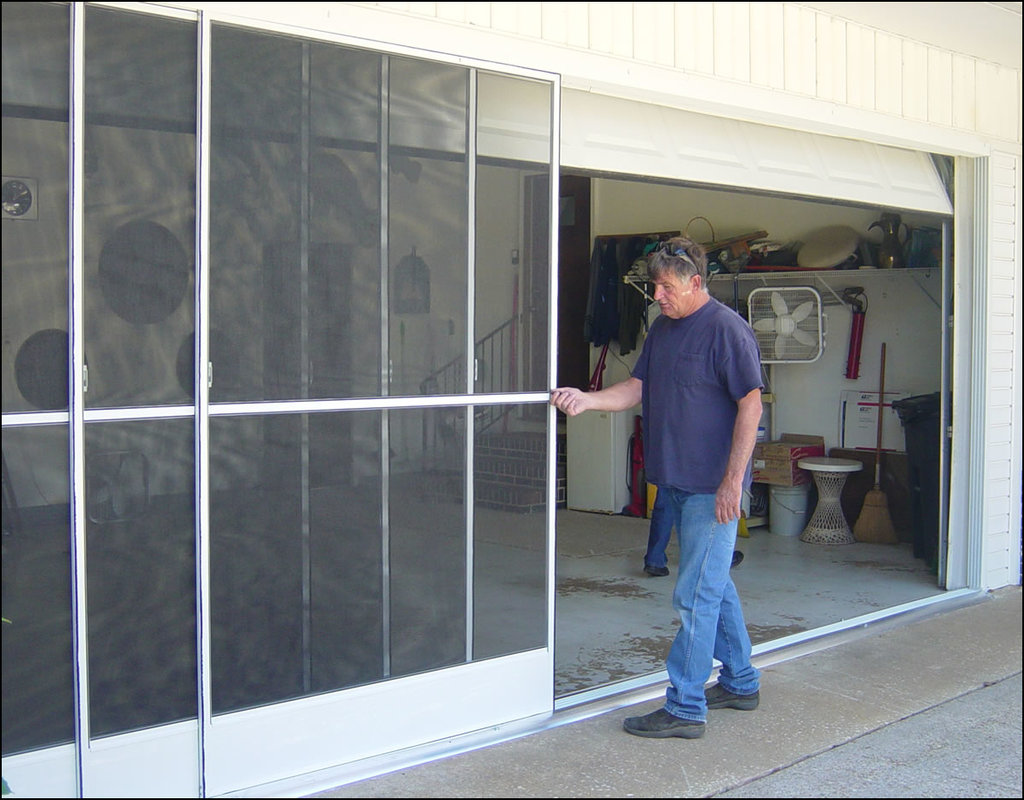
752, 433, 825, 486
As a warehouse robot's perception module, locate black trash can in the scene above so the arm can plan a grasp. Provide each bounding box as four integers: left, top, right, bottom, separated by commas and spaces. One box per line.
892, 392, 941, 567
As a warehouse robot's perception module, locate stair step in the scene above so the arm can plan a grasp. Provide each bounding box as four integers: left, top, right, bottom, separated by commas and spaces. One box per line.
422, 432, 568, 511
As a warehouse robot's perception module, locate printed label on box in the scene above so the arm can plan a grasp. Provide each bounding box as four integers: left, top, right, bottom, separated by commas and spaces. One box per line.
840, 391, 909, 452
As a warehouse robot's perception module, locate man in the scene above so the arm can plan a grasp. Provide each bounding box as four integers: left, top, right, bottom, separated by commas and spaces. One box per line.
551, 235, 762, 739
644, 488, 745, 576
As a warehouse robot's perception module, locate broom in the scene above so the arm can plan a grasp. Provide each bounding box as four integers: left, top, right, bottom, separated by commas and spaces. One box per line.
854, 342, 898, 544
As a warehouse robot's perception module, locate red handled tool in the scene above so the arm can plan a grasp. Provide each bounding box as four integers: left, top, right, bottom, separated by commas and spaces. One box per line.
842, 287, 867, 379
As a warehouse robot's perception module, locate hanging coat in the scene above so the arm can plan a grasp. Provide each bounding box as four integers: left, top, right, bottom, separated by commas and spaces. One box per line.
585, 238, 620, 346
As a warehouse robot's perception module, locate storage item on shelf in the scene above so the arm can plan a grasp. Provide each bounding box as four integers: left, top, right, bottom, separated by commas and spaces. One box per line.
752, 433, 825, 486
796, 225, 861, 269
747, 286, 825, 363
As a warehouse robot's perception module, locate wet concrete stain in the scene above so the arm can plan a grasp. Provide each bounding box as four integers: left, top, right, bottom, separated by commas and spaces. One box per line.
556, 576, 658, 599
557, 632, 674, 691
621, 633, 674, 661
747, 623, 810, 641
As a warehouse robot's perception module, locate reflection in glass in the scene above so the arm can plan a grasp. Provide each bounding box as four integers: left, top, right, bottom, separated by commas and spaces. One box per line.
389, 407, 467, 676
475, 164, 551, 398
1, 426, 73, 755
3, 0, 556, 776
388, 58, 468, 399
84, 419, 196, 737
83, 7, 196, 408
209, 412, 383, 713
1, 2, 70, 414
473, 406, 548, 660
1, 3, 74, 760
475, 74, 552, 395
210, 26, 382, 403
388, 57, 467, 154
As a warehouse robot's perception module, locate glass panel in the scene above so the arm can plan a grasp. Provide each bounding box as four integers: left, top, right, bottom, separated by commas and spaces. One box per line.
475, 74, 551, 395
2, 1, 70, 414
209, 411, 383, 713
82, 7, 196, 408
388, 58, 468, 399
470, 77, 551, 658
84, 418, 196, 737
210, 25, 301, 403
2, 2, 74, 760
475, 163, 550, 395
2, 426, 73, 755
210, 27, 383, 403
389, 407, 467, 676
473, 406, 547, 660
389, 57, 467, 154
308, 412, 385, 691
309, 43, 382, 399
475, 72, 551, 163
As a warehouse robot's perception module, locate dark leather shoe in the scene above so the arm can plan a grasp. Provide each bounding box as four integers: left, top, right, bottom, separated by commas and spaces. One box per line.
705, 683, 759, 710
643, 564, 669, 577
623, 708, 705, 738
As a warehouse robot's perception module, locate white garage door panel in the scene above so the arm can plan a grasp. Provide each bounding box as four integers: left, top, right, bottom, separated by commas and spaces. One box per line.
562, 89, 953, 215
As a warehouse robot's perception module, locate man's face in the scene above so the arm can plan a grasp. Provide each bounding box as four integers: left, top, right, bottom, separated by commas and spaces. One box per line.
653, 272, 702, 319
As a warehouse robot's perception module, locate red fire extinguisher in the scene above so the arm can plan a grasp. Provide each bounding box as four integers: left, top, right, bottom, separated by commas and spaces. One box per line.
623, 415, 646, 517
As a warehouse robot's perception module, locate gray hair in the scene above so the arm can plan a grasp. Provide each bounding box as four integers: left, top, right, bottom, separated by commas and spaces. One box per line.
647, 236, 708, 288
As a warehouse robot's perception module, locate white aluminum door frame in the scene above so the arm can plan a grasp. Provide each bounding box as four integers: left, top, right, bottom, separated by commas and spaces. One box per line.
0, 5, 560, 797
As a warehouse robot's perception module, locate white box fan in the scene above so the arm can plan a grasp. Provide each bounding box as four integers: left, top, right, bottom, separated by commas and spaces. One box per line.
747, 286, 824, 364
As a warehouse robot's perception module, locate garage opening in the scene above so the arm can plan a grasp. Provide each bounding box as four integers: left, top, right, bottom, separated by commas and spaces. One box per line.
553, 91, 953, 699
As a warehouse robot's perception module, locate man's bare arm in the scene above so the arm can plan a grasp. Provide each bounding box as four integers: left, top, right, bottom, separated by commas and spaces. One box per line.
550, 377, 643, 417
715, 387, 762, 523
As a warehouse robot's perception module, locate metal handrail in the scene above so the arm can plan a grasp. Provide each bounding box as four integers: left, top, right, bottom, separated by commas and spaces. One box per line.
419, 315, 517, 435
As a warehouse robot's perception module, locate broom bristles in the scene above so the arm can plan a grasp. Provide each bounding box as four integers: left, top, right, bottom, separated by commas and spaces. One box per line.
853, 487, 898, 544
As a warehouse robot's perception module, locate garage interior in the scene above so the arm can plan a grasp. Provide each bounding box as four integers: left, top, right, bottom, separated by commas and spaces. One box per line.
551, 158, 951, 699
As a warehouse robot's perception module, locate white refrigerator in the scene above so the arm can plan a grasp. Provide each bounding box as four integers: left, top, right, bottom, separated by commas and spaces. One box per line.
566, 410, 634, 513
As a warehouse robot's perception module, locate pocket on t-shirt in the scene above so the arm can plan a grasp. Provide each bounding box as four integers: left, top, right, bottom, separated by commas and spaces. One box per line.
672, 352, 708, 387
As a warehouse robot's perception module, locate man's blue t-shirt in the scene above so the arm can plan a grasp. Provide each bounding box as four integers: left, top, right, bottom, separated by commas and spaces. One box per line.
631, 296, 763, 494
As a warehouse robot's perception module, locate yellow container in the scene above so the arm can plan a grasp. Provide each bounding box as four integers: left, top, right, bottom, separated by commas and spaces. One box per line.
646, 484, 657, 518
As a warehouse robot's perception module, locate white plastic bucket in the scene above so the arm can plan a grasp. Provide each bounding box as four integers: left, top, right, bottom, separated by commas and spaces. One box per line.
769, 484, 811, 536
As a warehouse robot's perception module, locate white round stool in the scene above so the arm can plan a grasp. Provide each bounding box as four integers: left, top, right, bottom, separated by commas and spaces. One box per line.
797, 457, 863, 545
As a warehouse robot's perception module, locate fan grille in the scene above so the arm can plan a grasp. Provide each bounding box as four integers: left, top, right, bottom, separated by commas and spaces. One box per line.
747, 287, 823, 363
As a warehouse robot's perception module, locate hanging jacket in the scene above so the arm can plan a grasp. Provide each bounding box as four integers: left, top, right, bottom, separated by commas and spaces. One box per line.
586, 238, 621, 346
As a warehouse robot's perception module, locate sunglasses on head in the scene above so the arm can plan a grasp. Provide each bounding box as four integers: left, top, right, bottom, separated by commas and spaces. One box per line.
658, 242, 689, 257
654, 241, 699, 270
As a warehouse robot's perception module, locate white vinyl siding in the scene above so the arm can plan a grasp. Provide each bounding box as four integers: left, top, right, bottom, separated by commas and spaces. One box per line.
362, 2, 1021, 146
985, 152, 1022, 589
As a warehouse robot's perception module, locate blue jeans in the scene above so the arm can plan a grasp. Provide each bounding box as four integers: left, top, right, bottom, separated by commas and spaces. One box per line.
644, 488, 673, 569
660, 488, 760, 722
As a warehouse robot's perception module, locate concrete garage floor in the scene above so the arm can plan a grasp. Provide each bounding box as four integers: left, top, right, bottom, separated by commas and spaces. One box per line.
554, 508, 942, 697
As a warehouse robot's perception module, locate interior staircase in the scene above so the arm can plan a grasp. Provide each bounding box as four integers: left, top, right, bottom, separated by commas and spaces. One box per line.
417, 314, 567, 513
423, 430, 565, 513
474, 430, 566, 513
